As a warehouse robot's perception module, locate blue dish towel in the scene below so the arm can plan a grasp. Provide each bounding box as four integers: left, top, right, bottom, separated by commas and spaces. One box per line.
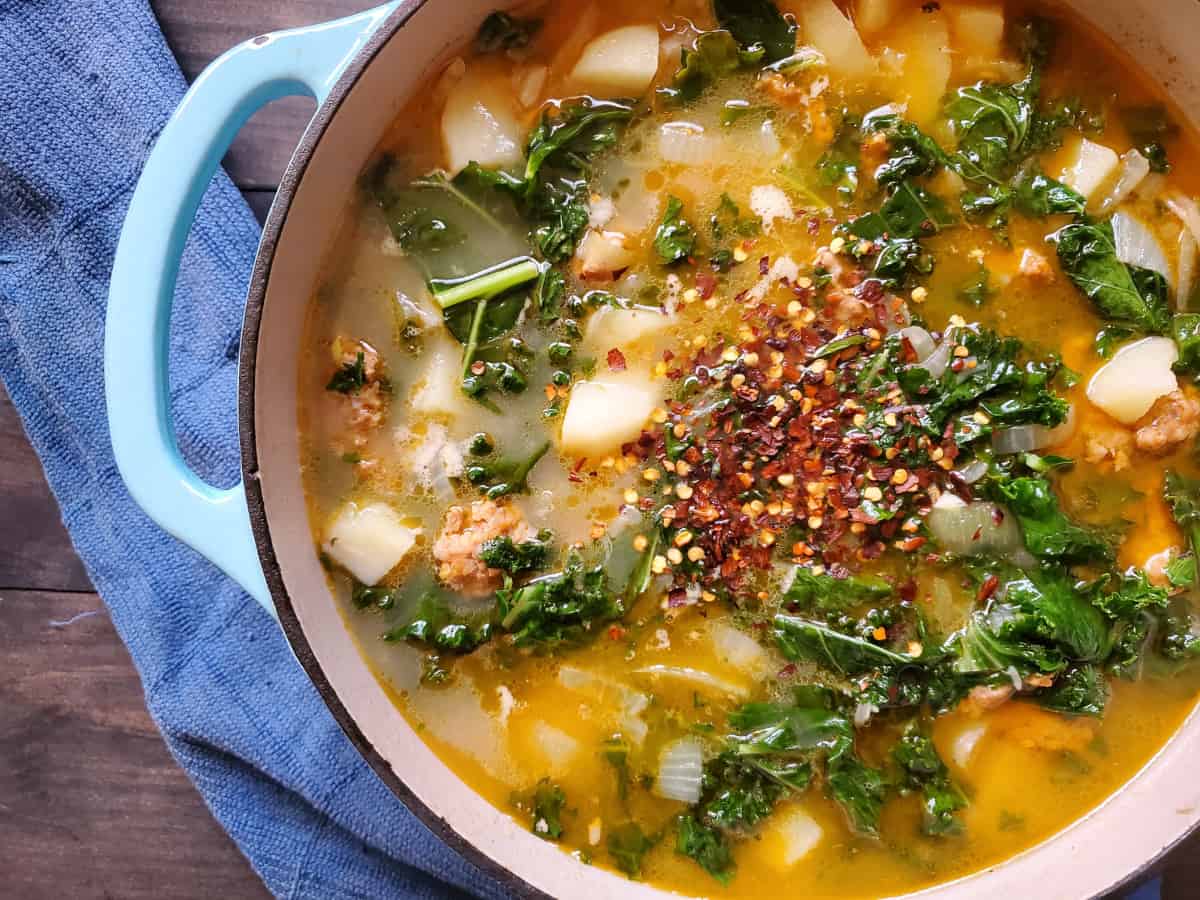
0, 2, 1169, 899
0, 1, 508, 897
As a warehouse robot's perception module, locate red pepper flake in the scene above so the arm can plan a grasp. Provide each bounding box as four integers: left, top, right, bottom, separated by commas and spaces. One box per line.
607, 624, 626, 641
470, 360, 486, 375
759, 255, 771, 276
695, 271, 717, 299
607, 347, 627, 372
896, 536, 926, 552
978, 573, 1000, 603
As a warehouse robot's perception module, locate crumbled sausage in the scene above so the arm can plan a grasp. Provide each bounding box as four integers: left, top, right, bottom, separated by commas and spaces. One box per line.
1135, 389, 1200, 455
333, 337, 386, 447
815, 247, 879, 327
960, 683, 1014, 717
757, 73, 833, 144
860, 132, 890, 176
432, 500, 535, 597
1017, 248, 1056, 282
1144, 547, 1182, 588
1084, 426, 1133, 472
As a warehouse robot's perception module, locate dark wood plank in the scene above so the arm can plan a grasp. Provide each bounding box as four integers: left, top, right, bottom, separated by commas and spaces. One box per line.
242, 187, 277, 224
151, 0, 361, 189
0, 590, 269, 900
0, 388, 91, 592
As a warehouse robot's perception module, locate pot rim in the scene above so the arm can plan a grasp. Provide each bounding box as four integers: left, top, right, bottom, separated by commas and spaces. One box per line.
235, 4, 1196, 898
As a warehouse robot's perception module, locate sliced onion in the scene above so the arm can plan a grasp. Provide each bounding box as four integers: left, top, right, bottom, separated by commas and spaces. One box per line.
927, 497, 1025, 560
1096, 150, 1151, 215
756, 119, 782, 160
1179, 228, 1197, 311
991, 425, 1040, 455
953, 458, 989, 485
921, 340, 953, 379
898, 325, 936, 362
709, 622, 771, 678
1112, 211, 1172, 286
1168, 194, 1200, 309
656, 738, 704, 804
633, 664, 750, 699
853, 702, 878, 728
659, 121, 716, 167
991, 406, 1074, 455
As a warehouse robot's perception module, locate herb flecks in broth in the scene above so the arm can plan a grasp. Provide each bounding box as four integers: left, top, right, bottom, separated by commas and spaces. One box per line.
304, 0, 1200, 896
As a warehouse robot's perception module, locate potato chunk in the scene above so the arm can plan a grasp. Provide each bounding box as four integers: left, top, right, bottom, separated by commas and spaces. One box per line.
854, 0, 899, 36
1087, 336, 1179, 425
947, 3, 1005, 59
561, 378, 657, 456
1061, 138, 1121, 203
323, 502, 420, 586
570, 25, 660, 97
795, 0, 876, 81
583, 304, 673, 354
441, 67, 524, 175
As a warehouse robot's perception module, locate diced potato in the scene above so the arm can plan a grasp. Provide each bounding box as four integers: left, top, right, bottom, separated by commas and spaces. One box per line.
322, 502, 420, 586
764, 806, 824, 868
570, 25, 661, 97
1087, 336, 1179, 425
796, 0, 876, 81
947, 4, 1005, 60
411, 343, 467, 418
892, 9, 951, 126
574, 229, 636, 280
530, 721, 581, 775
584, 304, 673, 353
1061, 138, 1121, 203
951, 722, 988, 769
441, 67, 524, 175
560, 377, 657, 456
854, 0, 899, 36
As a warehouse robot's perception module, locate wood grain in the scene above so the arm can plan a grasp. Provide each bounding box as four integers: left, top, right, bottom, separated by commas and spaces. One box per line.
0, 390, 91, 593
151, 0, 360, 189
0, 590, 269, 900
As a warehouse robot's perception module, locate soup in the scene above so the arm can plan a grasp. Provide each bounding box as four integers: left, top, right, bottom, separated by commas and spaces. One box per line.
300, 0, 1200, 895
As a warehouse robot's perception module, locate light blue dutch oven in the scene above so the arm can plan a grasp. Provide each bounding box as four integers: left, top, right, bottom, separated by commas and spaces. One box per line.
103, 1, 1200, 897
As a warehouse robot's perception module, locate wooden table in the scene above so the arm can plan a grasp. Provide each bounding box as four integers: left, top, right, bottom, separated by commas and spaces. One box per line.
3, 1, 1200, 896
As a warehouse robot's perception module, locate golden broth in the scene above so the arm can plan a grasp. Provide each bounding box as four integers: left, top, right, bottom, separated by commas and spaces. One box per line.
300, 0, 1200, 896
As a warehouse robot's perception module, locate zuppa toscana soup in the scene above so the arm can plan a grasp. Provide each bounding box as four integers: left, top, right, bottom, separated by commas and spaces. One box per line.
301, 0, 1200, 894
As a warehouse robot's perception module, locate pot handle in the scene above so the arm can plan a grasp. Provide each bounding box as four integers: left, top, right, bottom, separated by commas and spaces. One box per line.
105, 3, 399, 614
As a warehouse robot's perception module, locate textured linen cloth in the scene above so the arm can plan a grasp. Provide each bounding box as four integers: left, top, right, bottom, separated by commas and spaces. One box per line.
0, 1, 1170, 899
0, 1, 506, 897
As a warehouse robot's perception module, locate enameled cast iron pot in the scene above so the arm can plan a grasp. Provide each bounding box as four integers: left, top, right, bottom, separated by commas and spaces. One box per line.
104, 2, 1200, 896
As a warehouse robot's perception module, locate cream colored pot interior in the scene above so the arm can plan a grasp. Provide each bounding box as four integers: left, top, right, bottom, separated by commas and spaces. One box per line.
251, 1, 1200, 896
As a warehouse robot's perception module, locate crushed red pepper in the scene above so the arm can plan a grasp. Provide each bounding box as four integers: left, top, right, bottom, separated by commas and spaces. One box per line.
626, 248, 966, 598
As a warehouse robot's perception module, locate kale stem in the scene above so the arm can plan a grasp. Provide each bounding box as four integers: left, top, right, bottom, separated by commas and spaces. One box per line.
460, 295, 490, 383
432, 257, 540, 310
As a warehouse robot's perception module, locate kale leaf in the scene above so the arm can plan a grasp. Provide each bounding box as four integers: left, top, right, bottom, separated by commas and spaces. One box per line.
712, 0, 796, 63
783, 567, 893, 611
675, 814, 735, 885
475, 11, 542, 53
892, 721, 968, 835
516, 778, 568, 840
465, 440, 550, 499
773, 615, 914, 675
607, 822, 660, 878
326, 351, 367, 394
1173, 314, 1200, 375
986, 474, 1114, 565
1052, 220, 1171, 335
654, 195, 699, 264
862, 112, 948, 188
478, 532, 553, 574
673, 30, 751, 103
384, 591, 495, 653
496, 550, 624, 647
1035, 663, 1109, 716
1165, 470, 1200, 581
